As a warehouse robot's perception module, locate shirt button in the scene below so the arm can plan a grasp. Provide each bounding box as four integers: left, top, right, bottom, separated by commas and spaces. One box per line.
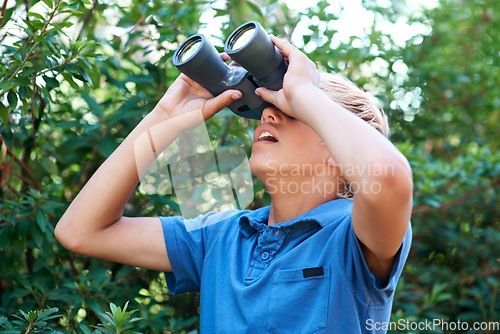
261, 251, 270, 261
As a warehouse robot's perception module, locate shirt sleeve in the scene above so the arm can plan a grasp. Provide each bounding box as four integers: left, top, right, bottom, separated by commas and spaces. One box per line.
160, 210, 240, 294
337, 216, 412, 305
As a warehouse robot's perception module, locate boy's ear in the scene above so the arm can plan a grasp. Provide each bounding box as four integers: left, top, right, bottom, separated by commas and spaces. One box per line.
327, 157, 337, 167
327, 157, 344, 179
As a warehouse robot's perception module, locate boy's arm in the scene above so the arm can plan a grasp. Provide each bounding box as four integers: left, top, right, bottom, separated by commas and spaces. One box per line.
55, 74, 241, 272
256, 36, 412, 282
298, 87, 412, 282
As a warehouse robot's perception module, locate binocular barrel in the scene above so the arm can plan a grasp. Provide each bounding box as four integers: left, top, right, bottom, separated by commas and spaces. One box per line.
172, 35, 228, 90
225, 21, 287, 91
172, 21, 287, 120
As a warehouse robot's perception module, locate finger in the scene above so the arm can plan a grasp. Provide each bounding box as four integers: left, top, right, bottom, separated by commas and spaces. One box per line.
203, 90, 242, 120
255, 87, 279, 106
269, 35, 297, 59
220, 53, 239, 66
179, 74, 203, 89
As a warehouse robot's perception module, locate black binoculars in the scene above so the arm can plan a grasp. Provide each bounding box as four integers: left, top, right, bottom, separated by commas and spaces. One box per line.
172, 21, 287, 120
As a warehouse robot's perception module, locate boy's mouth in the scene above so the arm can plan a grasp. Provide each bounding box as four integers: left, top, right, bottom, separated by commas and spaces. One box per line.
254, 124, 279, 143
258, 132, 278, 142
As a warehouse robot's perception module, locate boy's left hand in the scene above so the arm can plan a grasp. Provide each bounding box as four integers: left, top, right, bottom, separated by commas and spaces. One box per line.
255, 35, 320, 121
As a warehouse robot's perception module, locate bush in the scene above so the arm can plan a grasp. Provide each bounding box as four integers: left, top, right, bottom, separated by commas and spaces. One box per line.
0, 302, 142, 334
1, 0, 498, 332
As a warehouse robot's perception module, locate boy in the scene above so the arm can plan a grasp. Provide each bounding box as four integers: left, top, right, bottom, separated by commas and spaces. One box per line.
55, 35, 413, 333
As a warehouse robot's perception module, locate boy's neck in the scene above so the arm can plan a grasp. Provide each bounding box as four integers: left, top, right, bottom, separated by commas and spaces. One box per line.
266, 183, 337, 226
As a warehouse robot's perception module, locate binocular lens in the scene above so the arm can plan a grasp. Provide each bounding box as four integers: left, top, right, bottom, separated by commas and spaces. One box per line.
173, 21, 285, 119
177, 37, 202, 63
228, 26, 256, 51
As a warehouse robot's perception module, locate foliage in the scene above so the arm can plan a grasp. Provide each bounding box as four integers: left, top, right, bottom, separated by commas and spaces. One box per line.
94, 302, 141, 334
0, 302, 142, 334
0, 307, 61, 333
0, 0, 498, 332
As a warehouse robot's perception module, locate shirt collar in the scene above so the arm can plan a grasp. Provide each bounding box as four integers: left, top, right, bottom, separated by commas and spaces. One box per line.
238, 198, 353, 238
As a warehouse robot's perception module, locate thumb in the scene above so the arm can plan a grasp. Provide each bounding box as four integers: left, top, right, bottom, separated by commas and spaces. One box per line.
203, 90, 242, 120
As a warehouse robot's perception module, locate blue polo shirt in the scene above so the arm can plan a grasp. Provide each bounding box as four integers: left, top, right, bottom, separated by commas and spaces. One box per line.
161, 198, 411, 333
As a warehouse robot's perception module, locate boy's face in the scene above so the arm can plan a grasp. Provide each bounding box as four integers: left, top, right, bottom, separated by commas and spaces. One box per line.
249, 107, 331, 181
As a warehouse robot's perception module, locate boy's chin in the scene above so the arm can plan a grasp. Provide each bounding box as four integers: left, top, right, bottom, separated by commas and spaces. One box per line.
248, 156, 278, 178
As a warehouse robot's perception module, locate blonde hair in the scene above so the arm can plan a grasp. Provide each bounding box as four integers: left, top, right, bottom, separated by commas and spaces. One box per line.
319, 72, 389, 198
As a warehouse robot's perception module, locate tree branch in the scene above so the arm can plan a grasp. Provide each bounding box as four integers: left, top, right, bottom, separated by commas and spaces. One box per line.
0, 0, 62, 90
412, 179, 500, 214
0, 0, 8, 27
77, 0, 98, 39
0, 136, 42, 192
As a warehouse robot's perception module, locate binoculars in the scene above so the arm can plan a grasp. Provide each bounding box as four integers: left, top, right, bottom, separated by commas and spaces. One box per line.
172, 21, 287, 120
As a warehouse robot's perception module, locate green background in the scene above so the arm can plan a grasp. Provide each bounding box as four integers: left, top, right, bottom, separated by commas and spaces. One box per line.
0, 0, 498, 332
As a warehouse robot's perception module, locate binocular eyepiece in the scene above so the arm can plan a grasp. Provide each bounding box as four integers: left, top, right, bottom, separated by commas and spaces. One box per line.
172, 21, 287, 120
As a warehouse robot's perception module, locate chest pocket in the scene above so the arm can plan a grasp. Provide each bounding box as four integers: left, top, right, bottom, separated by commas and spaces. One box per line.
268, 266, 330, 334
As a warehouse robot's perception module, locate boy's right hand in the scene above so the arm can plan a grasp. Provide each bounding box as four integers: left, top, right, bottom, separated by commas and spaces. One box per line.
153, 72, 242, 128
254, 35, 320, 123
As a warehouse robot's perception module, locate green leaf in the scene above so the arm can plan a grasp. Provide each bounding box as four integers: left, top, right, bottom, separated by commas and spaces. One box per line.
0, 101, 8, 125
0, 82, 16, 90
9, 288, 31, 298
0, 228, 10, 249
35, 209, 49, 234
43, 75, 59, 88
65, 63, 77, 73
22, 99, 29, 114
109, 303, 118, 317
18, 86, 29, 99
31, 224, 44, 247
55, 21, 74, 28
0, 7, 15, 28
125, 74, 151, 85
78, 56, 93, 72
41, 0, 53, 9
61, 72, 80, 89
99, 138, 116, 157
40, 157, 59, 175
37, 307, 60, 322
27, 310, 38, 323
7, 90, 17, 109
247, 1, 264, 17
11, 319, 26, 326
99, 313, 115, 327
17, 310, 29, 322
79, 68, 92, 84
26, 19, 45, 32
27, 12, 45, 20
81, 93, 102, 116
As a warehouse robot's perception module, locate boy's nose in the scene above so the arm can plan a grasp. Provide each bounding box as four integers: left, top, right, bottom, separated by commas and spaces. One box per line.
260, 107, 284, 124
